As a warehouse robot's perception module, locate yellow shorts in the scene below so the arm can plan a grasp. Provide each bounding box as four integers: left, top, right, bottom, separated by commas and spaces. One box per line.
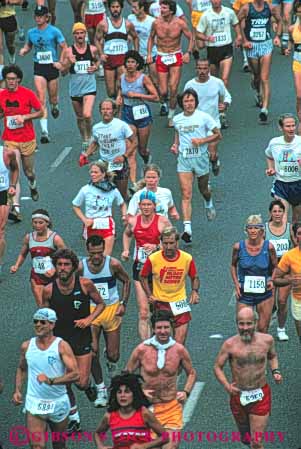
293, 60, 301, 73
4, 139, 36, 156
150, 399, 183, 430
91, 302, 121, 332
191, 10, 203, 28
291, 294, 301, 320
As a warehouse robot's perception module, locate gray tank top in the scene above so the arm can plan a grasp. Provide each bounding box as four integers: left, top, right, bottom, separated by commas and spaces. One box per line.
265, 222, 291, 258
121, 73, 146, 106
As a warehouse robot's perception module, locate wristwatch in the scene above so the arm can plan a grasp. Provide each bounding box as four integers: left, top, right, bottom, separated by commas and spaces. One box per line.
120, 300, 127, 307
48, 378, 55, 385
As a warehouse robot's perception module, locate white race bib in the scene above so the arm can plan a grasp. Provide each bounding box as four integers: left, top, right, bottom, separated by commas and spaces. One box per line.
37, 51, 53, 64
243, 276, 266, 294
132, 105, 149, 120
94, 282, 109, 300
183, 147, 200, 158
250, 28, 266, 41
32, 398, 55, 415
74, 60, 91, 74
270, 239, 289, 258
279, 161, 299, 177
88, 0, 103, 11
108, 160, 123, 171
170, 298, 191, 316
32, 256, 53, 274
294, 51, 301, 62
108, 42, 127, 55
240, 388, 264, 406
161, 54, 177, 65
0, 175, 5, 188
213, 32, 227, 44
137, 247, 148, 263
6, 116, 23, 130
92, 217, 110, 229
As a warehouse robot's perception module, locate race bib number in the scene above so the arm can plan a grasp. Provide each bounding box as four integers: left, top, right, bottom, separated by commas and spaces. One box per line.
0, 175, 5, 188
279, 161, 299, 177
37, 51, 53, 64
161, 54, 177, 65
32, 398, 55, 415
108, 42, 127, 55
92, 217, 110, 229
32, 256, 53, 274
94, 282, 109, 300
270, 239, 289, 258
244, 276, 266, 293
6, 116, 23, 130
250, 28, 266, 41
170, 298, 191, 316
294, 50, 301, 62
240, 388, 264, 406
183, 147, 200, 158
74, 60, 91, 74
88, 0, 103, 11
213, 32, 227, 44
108, 160, 123, 171
132, 105, 149, 120
137, 247, 148, 264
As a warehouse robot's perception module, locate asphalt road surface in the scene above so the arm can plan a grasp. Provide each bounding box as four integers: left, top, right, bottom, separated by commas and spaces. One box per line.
0, 1, 300, 449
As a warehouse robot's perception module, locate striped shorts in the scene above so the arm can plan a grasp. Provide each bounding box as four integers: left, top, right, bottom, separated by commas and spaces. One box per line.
246, 40, 273, 59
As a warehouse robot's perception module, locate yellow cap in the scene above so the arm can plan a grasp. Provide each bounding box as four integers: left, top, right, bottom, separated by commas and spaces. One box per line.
72, 22, 87, 33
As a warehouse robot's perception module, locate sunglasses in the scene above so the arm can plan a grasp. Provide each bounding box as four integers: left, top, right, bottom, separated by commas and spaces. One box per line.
33, 319, 48, 325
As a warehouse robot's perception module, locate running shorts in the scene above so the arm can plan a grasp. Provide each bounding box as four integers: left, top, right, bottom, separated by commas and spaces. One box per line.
91, 302, 121, 331
230, 384, 271, 423
156, 52, 183, 73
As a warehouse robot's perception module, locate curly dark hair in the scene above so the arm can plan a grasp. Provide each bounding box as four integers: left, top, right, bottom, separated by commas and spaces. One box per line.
51, 248, 79, 270
107, 372, 150, 412
2, 64, 23, 82
124, 50, 145, 71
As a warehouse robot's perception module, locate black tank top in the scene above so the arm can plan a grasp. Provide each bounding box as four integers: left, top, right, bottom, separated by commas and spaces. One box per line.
69, 44, 94, 74
50, 276, 91, 345
245, 2, 271, 42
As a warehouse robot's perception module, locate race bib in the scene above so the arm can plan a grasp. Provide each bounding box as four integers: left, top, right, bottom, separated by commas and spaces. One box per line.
243, 276, 266, 294
6, 116, 23, 130
0, 175, 5, 188
294, 50, 301, 62
32, 256, 53, 274
108, 160, 123, 171
137, 247, 148, 264
74, 60, 91, 74
213, 32, 227, 44
183, 147, 200, 158
88, 0, 103, 11
94, 282, 109, 300
170, 298, 191, 316
108, 42, 127, 55
270, 239, 289, 258
250, 28, 266, 41
37, 51, 53, 64
32, 398, 55, 415
240, 388, 264, 406
132, 104, 149, 120
161, 54, 177, 65
92, 217, 110, 229
279, 161, 299, 177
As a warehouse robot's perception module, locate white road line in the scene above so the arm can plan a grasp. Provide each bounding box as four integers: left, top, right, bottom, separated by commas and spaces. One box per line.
183, 381, 205, 425
228, 289, 236, 306
21, 196, 31, 200
50, 147, 72, 172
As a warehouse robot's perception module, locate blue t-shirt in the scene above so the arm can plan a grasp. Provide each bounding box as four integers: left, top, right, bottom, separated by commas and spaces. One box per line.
27, 24, 65, 63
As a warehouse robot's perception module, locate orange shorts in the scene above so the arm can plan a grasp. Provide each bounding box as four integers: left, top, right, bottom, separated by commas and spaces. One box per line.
150, 399, 183, 430
83, 217, 115, 239
156, 52, 183, 73
84, 12, 105, 29
4, 139, 36, 156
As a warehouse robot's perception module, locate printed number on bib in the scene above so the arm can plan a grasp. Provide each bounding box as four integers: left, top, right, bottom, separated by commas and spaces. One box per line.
88, 0, 103, 11
37, 51, 53, 64
279, 161, 299, 177
170, 299, 191, 316
270, 239, 289, 258
250, 28, 266, 41
92, 217, 110, 229
214, 33, 227, 44
243, 276, 266, 293
0, 175, 6, 188
183, 147, 199, 158
108, 42, 127, 55
7, 116, 23, 130
137, 247, 148, 264
94, 282, 109, 300
108, 160, 123, 171
161, 54, 177, 65
240, 388, 264, 406
32, 256, 53, 274
74, 60, 91, 74
32, 398, 55, 415
132, 105, 149, 121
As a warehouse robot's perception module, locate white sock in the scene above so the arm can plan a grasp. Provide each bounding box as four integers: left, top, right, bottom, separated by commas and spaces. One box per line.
183, 221, 192, 234
205, 198, 213, 208
96, 382, 105, 391
13, 205, 20, 213
242, 48, 247, 62
69, 406, 80, 422
168, 109, 175, 119
40, 118, 48, 133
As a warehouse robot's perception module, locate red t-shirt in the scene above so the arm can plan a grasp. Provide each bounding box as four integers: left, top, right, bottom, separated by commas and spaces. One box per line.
0, 86, 41, 142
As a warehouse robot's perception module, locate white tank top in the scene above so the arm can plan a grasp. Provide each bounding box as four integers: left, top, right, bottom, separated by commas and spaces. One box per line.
104, 17, 128, 55
82, 256, 119, 306
26, 337, 67, 399
0, 146, 9, 192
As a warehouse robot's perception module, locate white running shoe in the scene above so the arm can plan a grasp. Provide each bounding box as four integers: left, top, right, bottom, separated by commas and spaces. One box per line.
277, 328, 289, 341
205, 205, 216, 221
94, 388, 108, 408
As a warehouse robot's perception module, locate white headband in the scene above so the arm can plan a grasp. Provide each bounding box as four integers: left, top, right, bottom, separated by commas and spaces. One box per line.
32, 213, 50, 222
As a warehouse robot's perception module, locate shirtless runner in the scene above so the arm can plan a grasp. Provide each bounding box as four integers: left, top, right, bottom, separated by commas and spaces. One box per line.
147, 0, 193, 127
214, 307, 283, 449
126, 311, 197, 449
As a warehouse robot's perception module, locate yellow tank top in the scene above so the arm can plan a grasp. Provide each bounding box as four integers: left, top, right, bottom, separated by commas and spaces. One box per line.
0, 5, 16, 18
292, 23, 301, 44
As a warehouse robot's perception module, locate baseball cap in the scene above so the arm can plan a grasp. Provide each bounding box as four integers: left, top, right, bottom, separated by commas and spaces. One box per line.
33, 308, 57, 322
72, 22, 87, 33
34, 5, 49, 16
139, 190, 156, 204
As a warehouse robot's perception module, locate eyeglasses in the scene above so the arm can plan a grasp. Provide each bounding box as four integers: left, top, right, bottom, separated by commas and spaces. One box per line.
33, 319, 47, 325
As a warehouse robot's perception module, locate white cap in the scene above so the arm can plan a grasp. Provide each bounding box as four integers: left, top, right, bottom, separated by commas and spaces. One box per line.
33, 308, 57, 322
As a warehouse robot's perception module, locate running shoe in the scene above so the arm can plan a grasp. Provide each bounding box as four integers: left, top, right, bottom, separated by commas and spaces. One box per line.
22, 0, 28, 9
205, 205, 216, 221
181, 231, 192, 243
8, 206, 22, 222
254, 92, 263, 108
277, 328, 289, 341
211, 158, 220, 176
30, 186, 39, 202
259, 109, 268, 124
51, 104, 60, 119
66, 420, 81, 435
40, 132, 50, 144
84, 384, 97, 402
94, 388, 108, 408
18, 28, 25, 42
192, 50, 200, 60
243, 61, 250, 72
160, 103, 169, 116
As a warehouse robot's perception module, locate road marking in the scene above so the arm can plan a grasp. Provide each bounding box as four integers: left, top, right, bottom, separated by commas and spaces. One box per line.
209, 334, 224, 339
50, 147, 72, 172
228, 289, 236, 306
183, 381, 205, 425
21, 196, 31, 200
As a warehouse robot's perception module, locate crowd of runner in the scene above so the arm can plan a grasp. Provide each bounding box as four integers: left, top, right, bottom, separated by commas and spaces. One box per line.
0, 0, 300, 447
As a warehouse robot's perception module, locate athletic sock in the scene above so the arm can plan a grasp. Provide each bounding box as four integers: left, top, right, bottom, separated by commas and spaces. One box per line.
40, 118, 48, 133
183, 221, 192, 235
95, 382, 105, 391
205, 198, 213, 208
69, 406, 80, 422
168, 109, 175, 119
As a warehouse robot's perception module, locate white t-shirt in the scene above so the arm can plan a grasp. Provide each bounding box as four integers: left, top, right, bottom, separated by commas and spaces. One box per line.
184, 76, 231, 127
72, 184, 124, 218
149, 1, 184, 18
197, 6, 238, 47
127, 14, 157, 58
128, 186, 174, 217
265, 135, 301, 183
173, 110, 218, 157
92, 118, 133, 162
